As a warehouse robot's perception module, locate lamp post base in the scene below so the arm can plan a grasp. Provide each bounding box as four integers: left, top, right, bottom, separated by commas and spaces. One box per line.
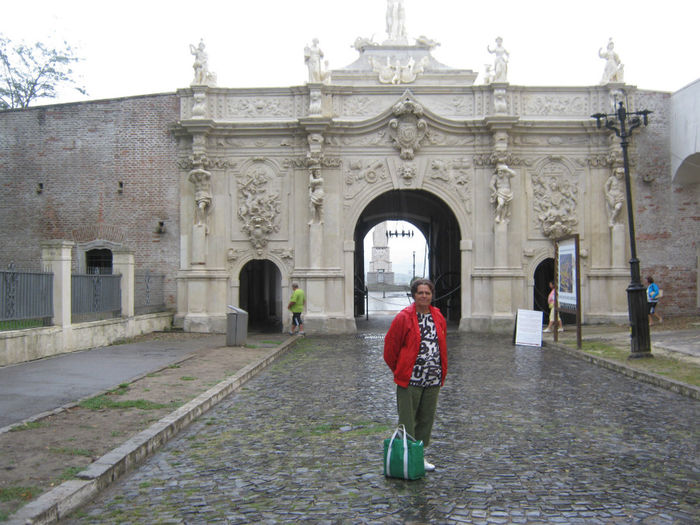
627, 282, 652, 358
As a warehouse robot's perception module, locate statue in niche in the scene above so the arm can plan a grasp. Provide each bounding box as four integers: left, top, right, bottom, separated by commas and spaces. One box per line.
385, 0, 407, 43
489, 163, 516, 223
304, 39, 330, 84
599, 38, 624, 84
487, 37, 509, 83
605, 167, 625, 227
189, 39, 216, 86
308, 164, 324, 224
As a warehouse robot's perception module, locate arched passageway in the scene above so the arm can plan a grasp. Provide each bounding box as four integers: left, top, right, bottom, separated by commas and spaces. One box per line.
239, 260, 282, 332
353, 190, 461, 321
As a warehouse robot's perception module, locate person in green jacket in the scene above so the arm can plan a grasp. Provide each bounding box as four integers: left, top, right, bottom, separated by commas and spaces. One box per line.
287, 282, 306, 335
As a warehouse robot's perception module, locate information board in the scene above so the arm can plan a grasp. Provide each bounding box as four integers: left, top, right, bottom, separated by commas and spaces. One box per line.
514, 309, 544, 347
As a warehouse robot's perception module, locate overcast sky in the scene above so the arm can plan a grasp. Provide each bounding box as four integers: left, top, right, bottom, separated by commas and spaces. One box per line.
4, 0, 698, 105
5, 0, 696, 276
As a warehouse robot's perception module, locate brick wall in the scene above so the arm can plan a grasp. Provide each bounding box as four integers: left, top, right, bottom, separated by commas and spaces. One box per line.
0, 94, 181, 308
634, 91, 700, 315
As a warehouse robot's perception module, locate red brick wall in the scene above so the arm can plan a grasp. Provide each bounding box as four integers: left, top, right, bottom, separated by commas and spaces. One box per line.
0, 94, 180, 307
634, 91, 700, 316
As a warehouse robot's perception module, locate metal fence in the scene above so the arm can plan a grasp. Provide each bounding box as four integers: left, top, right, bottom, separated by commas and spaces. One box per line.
134, 271, 166, 314
0, 264, 53, 330
71, 272, 121, 322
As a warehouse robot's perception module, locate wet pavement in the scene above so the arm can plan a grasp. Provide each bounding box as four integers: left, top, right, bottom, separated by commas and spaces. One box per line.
66, 318, 699, 524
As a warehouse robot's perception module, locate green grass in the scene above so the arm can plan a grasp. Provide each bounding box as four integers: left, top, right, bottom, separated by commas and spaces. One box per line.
78, 396, 179, 411
9, 421, 46, 432
0, 486, 41, 503
580, 341, 700, 387
57, 466, 84, 481
179, 376, 196, 381
48, 447, 94, 457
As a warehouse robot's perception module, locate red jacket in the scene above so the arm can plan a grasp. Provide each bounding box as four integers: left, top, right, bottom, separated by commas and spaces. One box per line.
383, 303, 448, 388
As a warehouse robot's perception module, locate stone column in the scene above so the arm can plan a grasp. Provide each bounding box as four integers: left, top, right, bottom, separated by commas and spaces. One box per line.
494, 221, 508, 268
611, 223, 626, 268
41, 240, 74, 328
112, 248, 134, 318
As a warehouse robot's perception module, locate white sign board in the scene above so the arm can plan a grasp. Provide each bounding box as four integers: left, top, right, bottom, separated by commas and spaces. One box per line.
515, 309, 543, 347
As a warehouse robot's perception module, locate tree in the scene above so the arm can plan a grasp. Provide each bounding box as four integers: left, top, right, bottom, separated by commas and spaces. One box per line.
0, 35, 86, 109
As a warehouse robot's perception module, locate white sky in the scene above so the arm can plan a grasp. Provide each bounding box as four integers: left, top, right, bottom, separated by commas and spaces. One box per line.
5, 0, 697, 276
364, 221, 428, 280
4, 0, 698, 105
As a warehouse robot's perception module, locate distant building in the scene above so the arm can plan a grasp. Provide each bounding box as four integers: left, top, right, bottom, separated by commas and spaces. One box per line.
367, 223, 395, 287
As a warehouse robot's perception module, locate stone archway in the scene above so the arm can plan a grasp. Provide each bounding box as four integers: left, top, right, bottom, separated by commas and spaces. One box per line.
239, 259, 282, 332
354, 189, 462, 321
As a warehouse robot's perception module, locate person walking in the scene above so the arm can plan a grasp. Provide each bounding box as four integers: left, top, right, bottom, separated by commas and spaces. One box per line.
646, 276, 663, 325
287, 283, 306, 335
544, 281, 563, 333
383, 278, 448, 472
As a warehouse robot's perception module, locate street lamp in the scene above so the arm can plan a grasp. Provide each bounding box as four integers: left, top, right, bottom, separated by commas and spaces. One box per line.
592, 100, 653, 358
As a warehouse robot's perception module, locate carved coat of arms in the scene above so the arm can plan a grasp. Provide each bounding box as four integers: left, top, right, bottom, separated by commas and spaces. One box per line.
388, 98, 427, 160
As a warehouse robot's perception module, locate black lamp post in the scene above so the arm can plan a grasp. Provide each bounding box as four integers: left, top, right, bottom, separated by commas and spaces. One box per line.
592, 101, 652, 358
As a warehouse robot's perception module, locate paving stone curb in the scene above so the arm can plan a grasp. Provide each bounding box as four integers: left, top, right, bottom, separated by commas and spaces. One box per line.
8, 337, 299, 525
547, 342, 700, 401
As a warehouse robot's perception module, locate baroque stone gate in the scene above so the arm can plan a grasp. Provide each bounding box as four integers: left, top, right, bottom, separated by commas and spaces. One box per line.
174, 19, 644, 334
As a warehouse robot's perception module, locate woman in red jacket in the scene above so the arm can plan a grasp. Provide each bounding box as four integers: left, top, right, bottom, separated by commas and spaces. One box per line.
384, 278, 448, 472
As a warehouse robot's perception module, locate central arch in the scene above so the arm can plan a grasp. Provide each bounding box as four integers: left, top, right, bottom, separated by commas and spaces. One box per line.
353, 190, 462, 321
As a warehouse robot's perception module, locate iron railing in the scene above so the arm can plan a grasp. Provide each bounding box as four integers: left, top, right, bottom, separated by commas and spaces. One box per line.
0, 263, 53, 330
134, 271, 166, 314
71, 272, 121, 321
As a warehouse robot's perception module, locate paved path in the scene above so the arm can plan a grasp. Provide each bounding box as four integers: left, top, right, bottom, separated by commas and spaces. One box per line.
67, 321, 699, 524
0, 335, 225, 429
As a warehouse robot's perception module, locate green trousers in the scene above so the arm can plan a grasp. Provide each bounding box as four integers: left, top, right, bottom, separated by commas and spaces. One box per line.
396, 384, 440, 447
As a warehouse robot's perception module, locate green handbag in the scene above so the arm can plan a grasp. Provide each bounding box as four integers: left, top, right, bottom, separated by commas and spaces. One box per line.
383, 424, 425, 480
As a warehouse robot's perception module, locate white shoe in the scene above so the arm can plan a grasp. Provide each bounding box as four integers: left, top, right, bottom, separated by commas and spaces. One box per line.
543, 328, 551, 333
423, 459, 436, 472
558, 328, 564, 332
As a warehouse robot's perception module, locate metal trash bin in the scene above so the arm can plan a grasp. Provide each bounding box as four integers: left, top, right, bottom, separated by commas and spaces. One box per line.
226, 306, 248, 346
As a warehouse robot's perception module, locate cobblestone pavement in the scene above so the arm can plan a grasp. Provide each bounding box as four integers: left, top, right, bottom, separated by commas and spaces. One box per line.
68, 324, 699, 524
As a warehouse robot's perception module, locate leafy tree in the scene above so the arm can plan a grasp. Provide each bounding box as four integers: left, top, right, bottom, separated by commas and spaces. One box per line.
0, 35, 86, 109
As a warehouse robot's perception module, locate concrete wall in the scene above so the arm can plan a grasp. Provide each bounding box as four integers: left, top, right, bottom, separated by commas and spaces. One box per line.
670, 79, 700, 184
0, 94, 180, 308
0, 312, 173, 367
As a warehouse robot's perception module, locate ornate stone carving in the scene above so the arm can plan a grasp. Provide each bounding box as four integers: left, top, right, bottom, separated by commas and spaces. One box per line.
304, 39, 331, 84
384, 0, 408, 44
428, 158, 473, 213
187, 153, 213, 229
599, 38, 624, 84
532, 166, 579, 239
388, 98, 427, 160
189, 39, 217, 87
237, 163, 281, 252
487, 37, 509, 83
522, 95, 588, 116
308, 158, 324, 224
309, 89, 322, 116
368, 56, 429, 85
398, 161, 416, 185
227, 98, 293, 118
344, 160, 388, 200
489, 163, 516, 224
494, 88, 507, 114
604, 166, 625, 227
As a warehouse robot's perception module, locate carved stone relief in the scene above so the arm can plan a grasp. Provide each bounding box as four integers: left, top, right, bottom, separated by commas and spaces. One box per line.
344, 159, 388, 201
428, 158, 473, 213
521, 94, 588, 116
236, 161, 281, 253
226, 97, 294, 118
388, 98, 427, 160
531, 162, 579, 239
368, 56, 429, 84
